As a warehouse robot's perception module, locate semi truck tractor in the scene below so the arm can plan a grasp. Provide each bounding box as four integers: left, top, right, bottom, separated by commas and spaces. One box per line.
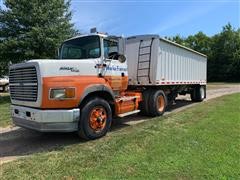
9, 32, 207, 140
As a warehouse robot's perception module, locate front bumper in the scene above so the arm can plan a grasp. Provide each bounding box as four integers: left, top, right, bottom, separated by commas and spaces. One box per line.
11, 105, 80, 132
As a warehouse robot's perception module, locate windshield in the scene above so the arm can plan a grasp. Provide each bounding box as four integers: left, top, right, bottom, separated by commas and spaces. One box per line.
60, 36, 100, 59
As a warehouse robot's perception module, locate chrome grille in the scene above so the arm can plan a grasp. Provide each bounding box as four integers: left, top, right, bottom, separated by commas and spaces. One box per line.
9, 66, 38, 102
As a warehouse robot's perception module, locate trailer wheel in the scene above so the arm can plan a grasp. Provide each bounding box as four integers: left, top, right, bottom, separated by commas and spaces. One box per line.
191, 85, 205, 102
139, 89, 152, 115
148, 90, 167, 117
78, 97, 112, 140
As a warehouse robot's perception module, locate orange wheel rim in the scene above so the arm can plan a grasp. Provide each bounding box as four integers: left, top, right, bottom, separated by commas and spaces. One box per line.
158, 95, 165, 112
89, 107, 107, 132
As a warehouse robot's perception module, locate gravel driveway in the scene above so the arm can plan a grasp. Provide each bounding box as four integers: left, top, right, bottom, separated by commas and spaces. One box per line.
0, 85, 239, 164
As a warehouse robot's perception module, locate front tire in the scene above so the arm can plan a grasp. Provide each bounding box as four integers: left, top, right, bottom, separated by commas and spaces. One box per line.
78, 98, 112, 140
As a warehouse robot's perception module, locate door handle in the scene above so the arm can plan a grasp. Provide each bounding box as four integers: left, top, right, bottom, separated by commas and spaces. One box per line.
95, 63, 107, 68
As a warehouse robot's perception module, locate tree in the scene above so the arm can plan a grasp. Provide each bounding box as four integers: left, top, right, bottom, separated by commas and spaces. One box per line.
210, 23, 240, 81
0, 0, 76, 75
185, 32, 212, 55
168, 34, 186, 46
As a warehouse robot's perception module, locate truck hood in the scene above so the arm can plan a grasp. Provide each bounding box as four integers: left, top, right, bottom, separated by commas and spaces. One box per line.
28, 59, 100, 77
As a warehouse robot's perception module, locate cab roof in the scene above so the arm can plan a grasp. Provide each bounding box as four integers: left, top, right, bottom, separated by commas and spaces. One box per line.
64, 33, 123, 43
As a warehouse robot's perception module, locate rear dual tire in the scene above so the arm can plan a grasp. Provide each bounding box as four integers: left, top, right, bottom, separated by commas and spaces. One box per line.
140, 89, 167, 117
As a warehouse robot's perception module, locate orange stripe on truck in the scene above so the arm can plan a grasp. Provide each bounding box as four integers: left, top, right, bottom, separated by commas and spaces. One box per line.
41, 75, 128, 109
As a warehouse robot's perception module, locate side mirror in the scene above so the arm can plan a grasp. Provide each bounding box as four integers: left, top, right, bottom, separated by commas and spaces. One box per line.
118, 54, 126, 63
107, 52, 126, 63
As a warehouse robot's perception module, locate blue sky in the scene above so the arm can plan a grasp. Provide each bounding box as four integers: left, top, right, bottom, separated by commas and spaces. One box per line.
70, 0, 239, 37
1, 0, 239, 37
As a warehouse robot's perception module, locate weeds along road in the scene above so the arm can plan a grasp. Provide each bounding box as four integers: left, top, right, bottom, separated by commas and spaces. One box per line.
0, 85, 240, 164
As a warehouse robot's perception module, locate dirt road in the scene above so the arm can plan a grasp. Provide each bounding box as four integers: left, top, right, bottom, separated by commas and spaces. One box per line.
0, 85, 239, 164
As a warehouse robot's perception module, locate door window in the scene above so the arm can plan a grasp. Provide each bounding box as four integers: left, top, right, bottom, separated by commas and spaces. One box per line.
103, 39, 118, 60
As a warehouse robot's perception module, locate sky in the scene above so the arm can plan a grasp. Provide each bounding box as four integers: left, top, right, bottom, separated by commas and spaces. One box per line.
0, 0, 239, 37
70, 0, 240, 37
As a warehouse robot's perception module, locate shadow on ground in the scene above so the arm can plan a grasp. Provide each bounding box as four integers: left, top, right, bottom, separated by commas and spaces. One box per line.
0, 99, 194, 159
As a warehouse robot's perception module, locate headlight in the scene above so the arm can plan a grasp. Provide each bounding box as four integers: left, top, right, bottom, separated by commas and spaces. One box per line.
50, 88, 75, 99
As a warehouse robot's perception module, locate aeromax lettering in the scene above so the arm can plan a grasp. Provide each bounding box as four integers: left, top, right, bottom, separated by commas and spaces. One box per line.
59, 67, 80, 72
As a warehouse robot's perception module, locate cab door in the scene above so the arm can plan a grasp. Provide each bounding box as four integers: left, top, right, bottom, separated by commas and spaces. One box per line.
101, 38, 128, 92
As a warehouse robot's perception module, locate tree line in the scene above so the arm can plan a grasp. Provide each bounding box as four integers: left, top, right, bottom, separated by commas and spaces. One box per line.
1, 0, 239, 82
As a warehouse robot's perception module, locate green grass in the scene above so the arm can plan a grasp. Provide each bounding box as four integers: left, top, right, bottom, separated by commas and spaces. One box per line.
1, 93, 240, 179
0, 95, 11, 127
207, 82, 240, 90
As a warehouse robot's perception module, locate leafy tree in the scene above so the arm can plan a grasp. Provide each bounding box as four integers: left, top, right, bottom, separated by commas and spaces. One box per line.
185, 32, 212, 55
169, 34, 186, 46
210, 23, 240, 81
0, 0, 76, 75
173, 35, 185, 45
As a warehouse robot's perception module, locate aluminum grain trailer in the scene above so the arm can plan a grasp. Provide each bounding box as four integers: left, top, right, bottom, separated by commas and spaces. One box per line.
126, 35, 207, 110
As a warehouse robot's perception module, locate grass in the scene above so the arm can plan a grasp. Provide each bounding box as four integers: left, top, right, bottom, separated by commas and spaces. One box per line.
0, 94, 11, 127
1, 93, 240, 179
207, 82, 240, 90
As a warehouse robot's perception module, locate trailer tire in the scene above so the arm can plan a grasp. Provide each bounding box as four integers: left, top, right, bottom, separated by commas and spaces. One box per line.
148, 90, 167, 117
78, 97, 112, 140
139, 89, 153, 115
191, 85, 205, 102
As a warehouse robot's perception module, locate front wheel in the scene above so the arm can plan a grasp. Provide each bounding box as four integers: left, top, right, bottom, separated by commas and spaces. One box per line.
78, 98, 112, 140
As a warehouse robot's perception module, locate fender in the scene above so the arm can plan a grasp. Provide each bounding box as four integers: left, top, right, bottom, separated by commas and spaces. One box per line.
79, 84, 115, 105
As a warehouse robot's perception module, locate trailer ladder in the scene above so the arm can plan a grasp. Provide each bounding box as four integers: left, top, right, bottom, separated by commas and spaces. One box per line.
136, 38, 154, 84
